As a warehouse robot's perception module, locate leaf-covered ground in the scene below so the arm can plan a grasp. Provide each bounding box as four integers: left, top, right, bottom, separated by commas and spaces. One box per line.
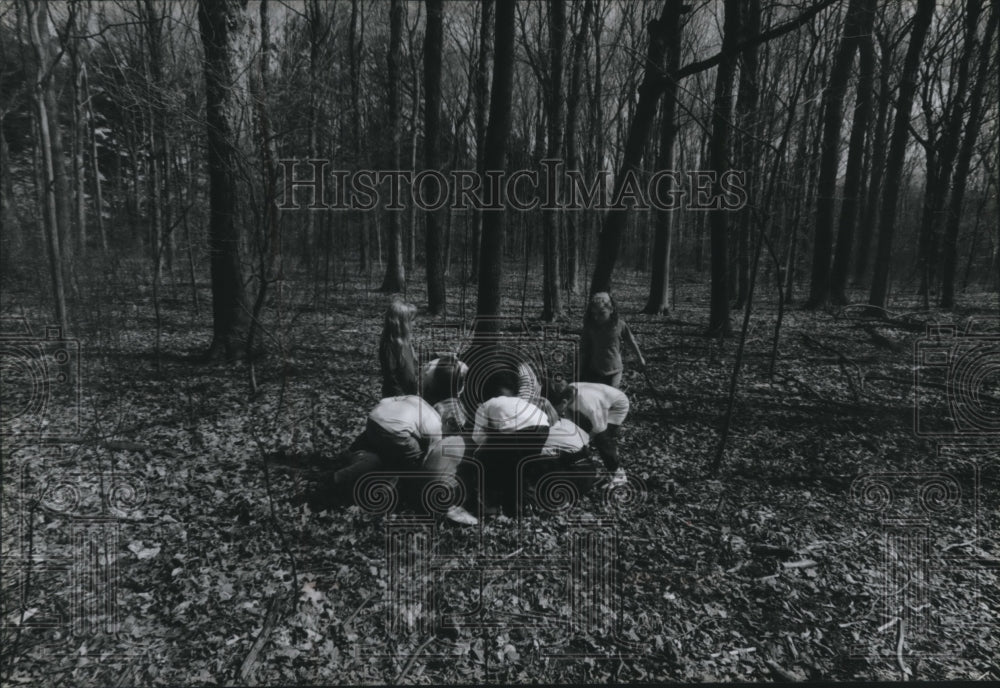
2, 270, 998, 685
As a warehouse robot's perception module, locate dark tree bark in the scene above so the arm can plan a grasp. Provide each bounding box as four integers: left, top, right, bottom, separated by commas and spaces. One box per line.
706, 0, 741, 336
349, 0, 368, 274
940, 1, 997, 307
541, 0, 565, 321
643, 2, 688, 315
733, 0, 760, 310
563, 0, 593, 295
829, 0, 878, 304
198, 0, 255, 359
380, 0, 406, 292
589, 1, 673, 296
868, 0, 935, 310
916, 1, 981, 300
806, 0, 866, 309
474, 0, 516, 334
27, 0, 67, 331
470, 0, 493, 283
854, 29, 894, 284
423, 0, 446, 313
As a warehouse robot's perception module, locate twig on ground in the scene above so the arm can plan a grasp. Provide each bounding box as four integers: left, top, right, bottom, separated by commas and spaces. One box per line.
765, 658, 804, 682
343, 591, 377, 631
393, 635, 436, 685
238, 592, 287, 685
896, 618, 911, 678
861, 325, 907, 354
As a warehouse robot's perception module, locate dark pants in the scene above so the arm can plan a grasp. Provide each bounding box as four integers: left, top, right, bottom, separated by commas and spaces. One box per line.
591, 423, 620, 472
476, 426, 548, 514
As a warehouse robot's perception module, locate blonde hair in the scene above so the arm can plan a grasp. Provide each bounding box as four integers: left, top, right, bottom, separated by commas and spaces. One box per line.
382, 297, 416, 342
584, 291, 618, 328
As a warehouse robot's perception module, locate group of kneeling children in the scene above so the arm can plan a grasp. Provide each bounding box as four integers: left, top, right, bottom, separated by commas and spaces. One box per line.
325, 293, 642, 526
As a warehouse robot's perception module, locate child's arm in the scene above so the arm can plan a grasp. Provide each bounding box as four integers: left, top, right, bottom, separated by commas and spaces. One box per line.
622, 320, 646, 370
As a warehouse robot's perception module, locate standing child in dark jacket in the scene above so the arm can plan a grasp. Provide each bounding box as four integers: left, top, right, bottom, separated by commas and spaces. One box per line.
379, 298, 419, 397
580, 292, 645, 388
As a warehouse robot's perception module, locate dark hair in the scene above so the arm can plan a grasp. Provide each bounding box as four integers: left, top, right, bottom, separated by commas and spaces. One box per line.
484, 369, 519, 398
544, 376, 574, 404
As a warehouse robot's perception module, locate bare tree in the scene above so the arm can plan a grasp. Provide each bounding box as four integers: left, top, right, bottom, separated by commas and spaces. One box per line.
540, 0, 564, 321
380, 0, 406, 292
475, 0, 515, 333
868, 0, 935, 310
197, 0, 256, 358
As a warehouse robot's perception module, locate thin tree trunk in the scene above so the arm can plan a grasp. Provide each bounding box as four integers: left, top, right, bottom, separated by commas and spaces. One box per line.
589, 2, 673, 296
563, 0, 593, 295
643, 2, 687, 315
474, 0, 515, 333
806, 0, 865, 309
423, 0, 446, 312
28, 0, 67, 332
541, 0, 565, 321
69, 9, 87, 259
706, 0, 741, 336
917, 0, 983, 301
471, 0, 493, 284
868, 0, 935, 310
733, 0, 760, 310
829, 0, 877, 304
380, 0, 406, 292
349, 0, 368, 274
941, 1, 997, 308
854, 31, 893, 284
81, 63, 107, 253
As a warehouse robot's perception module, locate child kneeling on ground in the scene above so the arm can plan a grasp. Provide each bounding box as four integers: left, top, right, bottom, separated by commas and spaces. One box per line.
471, 371, 551, 515
331, 395, 476, 524
547, 379, 630, 487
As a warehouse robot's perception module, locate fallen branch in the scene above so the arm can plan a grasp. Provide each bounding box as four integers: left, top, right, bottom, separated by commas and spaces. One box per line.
393, 635, 436, 685
896, 618, 912, 678
238, 592, 287, 685
765, 658, 805, 682
343, 591, 377, 633
862, 325, 907, 354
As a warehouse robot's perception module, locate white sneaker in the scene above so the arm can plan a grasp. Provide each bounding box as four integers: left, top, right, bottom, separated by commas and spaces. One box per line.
609, 468, 627, 487
445, 505, 478, 526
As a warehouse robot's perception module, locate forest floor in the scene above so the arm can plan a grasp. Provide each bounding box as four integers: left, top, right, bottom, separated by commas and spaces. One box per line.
2, 268, 998, 685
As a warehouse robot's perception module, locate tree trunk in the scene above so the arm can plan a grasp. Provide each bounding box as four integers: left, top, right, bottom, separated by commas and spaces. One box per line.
198, 0, 256, 359
541, 0, 565, 321
806, 0, 865, 309
733, 0, 760, 310
918, 1, 984, 300
829, 0, 877, 304
563, 0, 593, 295
940, 1, 997, 308
380, 0, 406, 293
474, 0, 515, 334
349, 0, 368, 275
81, 63, 107, 253
868, 0, 935, 310
27, 0, 68, 332
423, 0, 446, 313
643, 2, 687, 315
69, 8, 87, 260
589, 2, 673, 296
706, 0, 741, 336
471, 0, 493, 284
854, 30, 893, 284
